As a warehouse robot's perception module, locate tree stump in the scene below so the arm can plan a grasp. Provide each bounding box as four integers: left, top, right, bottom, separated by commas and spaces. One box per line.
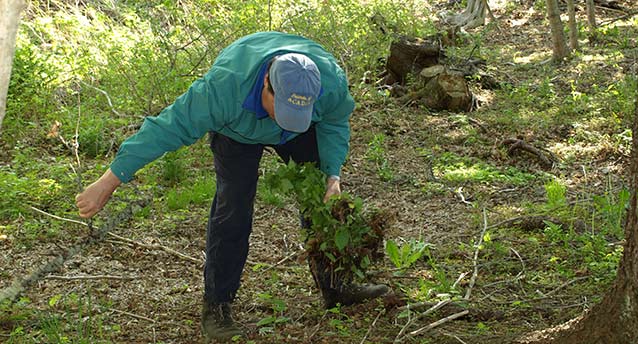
383, 36, 441, 85
417, 66, 472, 112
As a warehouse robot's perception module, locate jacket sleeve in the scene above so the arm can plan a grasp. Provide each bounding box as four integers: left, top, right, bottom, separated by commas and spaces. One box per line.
315, 76, 355, 177
110, 78, 223, 183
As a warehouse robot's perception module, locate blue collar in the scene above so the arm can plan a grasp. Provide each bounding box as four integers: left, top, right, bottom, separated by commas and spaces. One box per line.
242, 60, 292, 144
242, 61, 271, 119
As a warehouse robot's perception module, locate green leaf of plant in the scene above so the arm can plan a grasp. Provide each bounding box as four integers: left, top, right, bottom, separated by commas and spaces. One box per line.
325, 252, 337, 262
257, 316, 276, 327
334, 228, 349, 251
386, 239, 401, 268
48, 294, 62, 308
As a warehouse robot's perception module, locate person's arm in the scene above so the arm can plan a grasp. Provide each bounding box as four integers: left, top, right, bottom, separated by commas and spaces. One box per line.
110, 78, 223, 183
76, 76, 225, 217
315, 74, 355, 202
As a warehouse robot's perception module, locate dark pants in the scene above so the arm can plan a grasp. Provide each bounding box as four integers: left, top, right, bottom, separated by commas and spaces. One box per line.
204, 127, 320, 304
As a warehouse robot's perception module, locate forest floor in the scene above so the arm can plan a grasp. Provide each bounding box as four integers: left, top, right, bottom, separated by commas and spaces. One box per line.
2, 0, 638, 343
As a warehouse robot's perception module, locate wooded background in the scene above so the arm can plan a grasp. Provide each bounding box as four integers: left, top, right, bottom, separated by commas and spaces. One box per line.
1, 0, 637, 343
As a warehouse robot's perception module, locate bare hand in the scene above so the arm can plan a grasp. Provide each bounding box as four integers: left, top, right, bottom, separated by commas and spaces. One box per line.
323, 177, 341, 203
75, 169, 121, 218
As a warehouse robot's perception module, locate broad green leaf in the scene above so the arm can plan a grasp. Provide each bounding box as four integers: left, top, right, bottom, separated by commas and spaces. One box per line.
386, 239, 400, 268
256, 316, 276, 327
334, 228, 350, 251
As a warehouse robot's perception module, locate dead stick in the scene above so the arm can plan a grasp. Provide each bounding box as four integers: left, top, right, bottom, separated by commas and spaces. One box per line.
46, 274, 136, 281
465, 208, 488, 300
395, 299, 452, 342
30, 206, 88, 227
109, 307, 156, 323
501, 138, 553, 167
360, 309, 384, 344
107, 232, 201, 264
408, 310, 470, 337
262, 250, 302, 272
0, 203, 135, 303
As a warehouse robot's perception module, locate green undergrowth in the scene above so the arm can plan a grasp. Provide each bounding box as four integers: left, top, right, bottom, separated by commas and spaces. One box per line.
1, 0, 637, 343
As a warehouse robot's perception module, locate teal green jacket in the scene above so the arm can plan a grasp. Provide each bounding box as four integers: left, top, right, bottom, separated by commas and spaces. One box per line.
110, 31, 355, 183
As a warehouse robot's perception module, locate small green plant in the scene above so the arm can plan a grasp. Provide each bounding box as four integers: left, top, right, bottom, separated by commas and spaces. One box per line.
256, 293, 290, 334
544, 179, 567, 209
326, 306, 352, 336
385, 238, 431, 270
543, 221, 570, 248
365, 133, 394, 181
593, 187, 629, 240
435, 152, 537, 185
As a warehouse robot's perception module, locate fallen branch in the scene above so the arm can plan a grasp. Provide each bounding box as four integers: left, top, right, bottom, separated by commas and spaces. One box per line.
501, 138, 555, 168
395, 299, 452, 342
107, 232, 202, 265
600, 10, 638, 25
454, 187, 473, 205
262, 250, 302, 272
407, 310, 470, 339
45, 274, 136, 281
0, 203, 138, 303
30, 206, 88, 227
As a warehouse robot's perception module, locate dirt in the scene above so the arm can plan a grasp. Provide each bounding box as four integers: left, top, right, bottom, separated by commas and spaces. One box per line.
1, 1, 637, 343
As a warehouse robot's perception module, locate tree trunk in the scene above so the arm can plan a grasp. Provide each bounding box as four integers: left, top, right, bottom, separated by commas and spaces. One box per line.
517, 82, 638, 344
443, 0, 489, 30
566, 0, 578, 51
546, 0, 570, 61
0, 0, 26, 133
586, 0, 597, 41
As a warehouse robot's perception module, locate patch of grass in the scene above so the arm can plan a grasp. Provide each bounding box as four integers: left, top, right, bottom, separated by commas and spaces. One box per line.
434, 152, 538, 185
2, 293, 116, 344
165, 175, 215, 210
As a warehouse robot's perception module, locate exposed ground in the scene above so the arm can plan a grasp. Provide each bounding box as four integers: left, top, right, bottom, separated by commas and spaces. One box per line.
1, 1, 638, 343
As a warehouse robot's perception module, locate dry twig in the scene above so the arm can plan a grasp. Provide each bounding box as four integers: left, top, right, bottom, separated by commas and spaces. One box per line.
395, 300, 452, 342
30, 206, 88, 227
108, 307, 156, 323
46, 274, 136, 281
360, 309, 384, 344
406, 310, 470, 339
107, 232, 202, 264
464, 208, 488, 300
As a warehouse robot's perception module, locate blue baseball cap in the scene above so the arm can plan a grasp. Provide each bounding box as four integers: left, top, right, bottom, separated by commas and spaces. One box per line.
269, 53, 321, 133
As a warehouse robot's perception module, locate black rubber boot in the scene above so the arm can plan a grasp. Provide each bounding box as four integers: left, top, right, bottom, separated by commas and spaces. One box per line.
322, 283, 389, 309
309, 256, 388, 309
201, 302, 243, 343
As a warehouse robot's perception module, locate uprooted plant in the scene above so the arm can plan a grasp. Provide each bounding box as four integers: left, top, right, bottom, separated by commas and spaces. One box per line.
264, 161, 391, 285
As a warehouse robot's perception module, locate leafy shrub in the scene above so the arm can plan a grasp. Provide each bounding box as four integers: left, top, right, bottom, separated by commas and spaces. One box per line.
0, 169, 63, 220
265, 162, 389, 281
7, 37, 59, 121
